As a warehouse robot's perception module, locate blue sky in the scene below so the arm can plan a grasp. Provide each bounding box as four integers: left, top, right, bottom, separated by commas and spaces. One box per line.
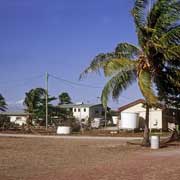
0, 0, 143, 110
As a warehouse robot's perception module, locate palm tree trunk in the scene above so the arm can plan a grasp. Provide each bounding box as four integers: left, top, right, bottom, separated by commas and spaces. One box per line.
142, 104, 150, 147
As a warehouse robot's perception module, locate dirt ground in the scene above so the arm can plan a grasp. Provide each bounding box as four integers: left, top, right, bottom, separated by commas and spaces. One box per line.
0, 137, 180, 180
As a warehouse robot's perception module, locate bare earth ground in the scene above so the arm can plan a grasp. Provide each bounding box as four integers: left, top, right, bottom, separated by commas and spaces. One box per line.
0, 137, 180, 180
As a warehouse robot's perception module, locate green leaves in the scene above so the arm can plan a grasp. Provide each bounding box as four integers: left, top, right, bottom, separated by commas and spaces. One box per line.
138, 70, 158, 104
80, 0, 180, 108
24, 88, 56, 120
103, 58, 137, 77
101, 70, 136, 107
0, 94, 7, 112
152, 0, 180, 39
80, 43, 140, 79
115, 43, 141, 59
132, 0, 148, 29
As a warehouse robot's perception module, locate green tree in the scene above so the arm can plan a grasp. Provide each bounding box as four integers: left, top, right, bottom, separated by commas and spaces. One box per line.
80, 0, 180, 146
58, 92, 72, 105
0, 94, 7, 112
24, 88, 56, 125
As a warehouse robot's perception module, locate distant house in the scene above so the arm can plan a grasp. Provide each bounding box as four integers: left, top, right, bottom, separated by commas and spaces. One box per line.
118, 99, 179, 131
59, 103, 107, 122
0, 112, 29, 126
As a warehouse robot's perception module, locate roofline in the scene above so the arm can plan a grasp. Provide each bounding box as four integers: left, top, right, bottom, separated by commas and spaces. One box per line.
118, 99, 145, 112
0, 112, 30, 116
58, 103, 106, 108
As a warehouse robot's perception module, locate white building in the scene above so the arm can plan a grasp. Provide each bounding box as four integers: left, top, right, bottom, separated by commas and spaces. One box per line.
118, 99, 178, 131
59, 103, 107, 123
0, 112, 29, 126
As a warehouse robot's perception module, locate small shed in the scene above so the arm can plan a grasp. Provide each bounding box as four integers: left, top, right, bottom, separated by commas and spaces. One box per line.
0, 112, 29, 126
118, 99, 177, 131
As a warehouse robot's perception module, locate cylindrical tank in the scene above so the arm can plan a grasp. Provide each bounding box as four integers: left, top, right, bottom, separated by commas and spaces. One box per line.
151, 136, 160, 149
57, 126, 71, 135
91, 118, 101, 128
121, 112, 139, 129
112, 116, 119, 125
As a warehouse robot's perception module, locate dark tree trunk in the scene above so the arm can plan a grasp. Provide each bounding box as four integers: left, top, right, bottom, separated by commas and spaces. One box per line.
142, 104, 150, 147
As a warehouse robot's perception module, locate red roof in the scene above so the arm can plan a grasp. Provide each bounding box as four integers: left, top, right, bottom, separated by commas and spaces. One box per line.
118, 99, 145, 112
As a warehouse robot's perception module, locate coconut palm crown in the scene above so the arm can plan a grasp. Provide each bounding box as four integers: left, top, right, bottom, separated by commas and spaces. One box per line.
80, 0, 180, 107
0, 94, 7, 112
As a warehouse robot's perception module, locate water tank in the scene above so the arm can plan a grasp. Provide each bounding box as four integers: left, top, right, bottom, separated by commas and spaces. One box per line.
57, 126, 71, 135
151, 136, 160, 149
112, 116, 119, 125
121, 112, 139, 129
91, 118, 102, 128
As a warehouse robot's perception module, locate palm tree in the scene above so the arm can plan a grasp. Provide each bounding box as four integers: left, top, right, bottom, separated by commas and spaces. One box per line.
24, 88, 46, 124
0, 94, 7, 112
58, 92, 72, 105
24, 88, 56, 125
80, 0, 180, 146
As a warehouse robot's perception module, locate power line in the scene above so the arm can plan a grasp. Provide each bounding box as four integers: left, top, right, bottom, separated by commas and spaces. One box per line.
49, 74, 103, 89
49, 73, 134, 101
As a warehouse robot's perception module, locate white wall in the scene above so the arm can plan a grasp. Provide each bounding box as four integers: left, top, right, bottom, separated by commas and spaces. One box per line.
72, 105, 105, 122
10, 116, 27, 126
72, 107, 90, 121
121, 103, 163, 130
89, 106, 104, 119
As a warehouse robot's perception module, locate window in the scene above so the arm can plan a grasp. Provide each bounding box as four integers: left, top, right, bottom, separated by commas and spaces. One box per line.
84, 108, 86, 112
78, 108, 80, 112
16, 117, 22, 120
95, 110, 99, 114
74, 108, 76, 112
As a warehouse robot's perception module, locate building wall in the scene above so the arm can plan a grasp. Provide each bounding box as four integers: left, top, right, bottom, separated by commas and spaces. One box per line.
72, 107, 90, 121
72, 105, 105, 122
89, 106, 105, 119
120, 103, 163, 130
10, 116, 27, 126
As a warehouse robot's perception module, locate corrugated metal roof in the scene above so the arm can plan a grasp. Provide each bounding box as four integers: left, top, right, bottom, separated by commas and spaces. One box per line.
59, 103, 103, 108
0, 112, 29, 116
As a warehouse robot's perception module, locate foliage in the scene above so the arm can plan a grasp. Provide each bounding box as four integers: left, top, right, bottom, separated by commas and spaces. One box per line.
0, 94, 7, 112
80, 0, 180, 146
0, 115, 10, 129
58, 92, 72, 105
80, 0, 180, 108
24, 88, 56, 124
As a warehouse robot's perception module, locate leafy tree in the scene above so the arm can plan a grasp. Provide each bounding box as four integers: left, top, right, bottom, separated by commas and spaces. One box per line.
58, 92, 72, 104
80, 0, 180, 146
0, 94, 7, 112
24, 88, 56, 125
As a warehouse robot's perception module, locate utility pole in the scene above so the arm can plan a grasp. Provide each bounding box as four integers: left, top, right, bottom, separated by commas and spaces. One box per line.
45, 72, 49, 130
104, 105, 107, 127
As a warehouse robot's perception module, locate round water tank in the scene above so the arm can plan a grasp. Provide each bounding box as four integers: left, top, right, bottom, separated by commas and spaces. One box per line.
121, 112, 139, 129
112, 116, 119, 125
151, 136, 160, 149
91, 118, 101, 128
57, 126, 71, 135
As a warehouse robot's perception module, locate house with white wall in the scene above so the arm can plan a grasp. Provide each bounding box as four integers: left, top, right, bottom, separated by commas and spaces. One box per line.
59, 103, 107, 123
0, 112, 29, 126
118, 99, 178, 131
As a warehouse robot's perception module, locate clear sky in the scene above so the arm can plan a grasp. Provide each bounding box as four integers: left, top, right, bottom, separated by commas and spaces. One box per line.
0, 0, 143, 110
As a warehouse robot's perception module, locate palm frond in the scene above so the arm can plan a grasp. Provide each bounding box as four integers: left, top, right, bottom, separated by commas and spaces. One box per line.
103, 58, 137, 77
101, 70, 136, 107
115, 43, 141, 59
132, 0, 148, 29
80, 43, 140, 79
138, 69, 158, 104
159, 26, 180, 46
79, 53, 115, 79
152, 0, 180, 39
147, 0, 170, 28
